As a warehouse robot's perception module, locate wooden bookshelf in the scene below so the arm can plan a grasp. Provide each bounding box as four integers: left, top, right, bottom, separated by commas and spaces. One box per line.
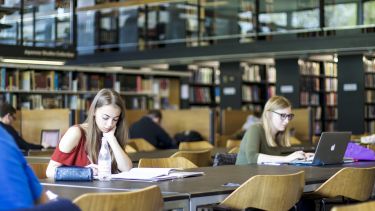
0, 63, 190, 110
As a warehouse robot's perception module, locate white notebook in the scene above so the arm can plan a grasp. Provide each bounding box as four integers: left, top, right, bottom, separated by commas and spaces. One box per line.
110, 168, 204, 182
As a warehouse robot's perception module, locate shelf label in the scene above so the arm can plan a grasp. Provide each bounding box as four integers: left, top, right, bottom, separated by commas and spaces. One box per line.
181, 84, 189, 99
280, 85, 293, 93
343, 83, 357, 92
223, 87, 236, 95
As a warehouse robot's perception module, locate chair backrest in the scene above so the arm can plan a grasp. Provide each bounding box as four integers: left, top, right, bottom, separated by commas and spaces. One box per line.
127, 138, 156, 152
311, 167, 375, 201
138, 157, 198, 168
228, 146, 240, 154
331, 200, 375, 211
124, 144, 137, 153
29, 163, 49, 179
73, 185, 163, 211
170, 149, 212, 167
220, 171, 305, 211
178, 141, 213, 151
226, 139, 241, 149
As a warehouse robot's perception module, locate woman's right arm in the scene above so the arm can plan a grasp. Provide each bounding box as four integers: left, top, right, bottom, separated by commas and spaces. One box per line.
46, 127, 82, 178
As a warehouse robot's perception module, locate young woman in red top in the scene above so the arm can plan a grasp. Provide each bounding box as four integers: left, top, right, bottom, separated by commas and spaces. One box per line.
46, 89, 132, 178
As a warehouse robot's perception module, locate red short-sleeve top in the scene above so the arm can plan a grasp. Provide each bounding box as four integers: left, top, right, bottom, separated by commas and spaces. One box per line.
51, 125, 90, 166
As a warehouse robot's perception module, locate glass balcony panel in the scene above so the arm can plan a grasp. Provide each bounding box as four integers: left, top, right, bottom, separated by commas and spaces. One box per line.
364, 0, 375, 25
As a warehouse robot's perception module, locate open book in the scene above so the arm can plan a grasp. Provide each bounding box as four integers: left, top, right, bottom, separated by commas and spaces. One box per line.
111, 168, 204, 182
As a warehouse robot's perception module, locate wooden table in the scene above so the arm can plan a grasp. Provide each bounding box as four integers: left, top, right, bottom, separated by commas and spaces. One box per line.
41, 161, 375, 210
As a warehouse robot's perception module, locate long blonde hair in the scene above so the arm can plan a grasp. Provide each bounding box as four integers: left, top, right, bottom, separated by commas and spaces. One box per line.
85, 89, 128, 172
261, 96, 291, 147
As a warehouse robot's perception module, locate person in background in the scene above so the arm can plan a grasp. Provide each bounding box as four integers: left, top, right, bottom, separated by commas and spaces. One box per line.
236, 96, 313, 165
0, 102, 43, 152
129, 110, 176, 149
0, 124, 48, 210
46, 89, 132, 178
231, 110, 261, 140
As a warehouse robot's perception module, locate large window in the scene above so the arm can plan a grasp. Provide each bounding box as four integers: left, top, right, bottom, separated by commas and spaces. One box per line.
364, 0, 375, 25
324, 0, 357, 28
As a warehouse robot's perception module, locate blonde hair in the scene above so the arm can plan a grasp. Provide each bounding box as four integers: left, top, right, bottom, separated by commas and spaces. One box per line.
85, 89, 128, 172
261, 96, 291, 147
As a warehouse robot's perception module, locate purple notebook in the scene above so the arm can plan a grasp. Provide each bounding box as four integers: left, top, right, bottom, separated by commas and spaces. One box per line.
344, 142, 375, 161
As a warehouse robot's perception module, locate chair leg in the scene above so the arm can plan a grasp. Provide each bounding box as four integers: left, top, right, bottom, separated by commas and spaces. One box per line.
319, 199, 326, 211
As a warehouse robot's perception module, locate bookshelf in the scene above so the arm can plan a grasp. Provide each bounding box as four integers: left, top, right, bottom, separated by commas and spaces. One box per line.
240, 61, 276, 113
298, 57, 338, 135
0, 63, 190, 112
188, 63, 220, 107
364, 56, 375, 133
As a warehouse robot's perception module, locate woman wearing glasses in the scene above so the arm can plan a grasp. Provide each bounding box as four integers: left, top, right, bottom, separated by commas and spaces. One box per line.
236, 95, 312, 165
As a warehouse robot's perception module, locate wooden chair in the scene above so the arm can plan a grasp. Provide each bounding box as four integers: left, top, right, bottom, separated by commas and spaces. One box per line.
178, 141, 213, 151
228, 146, 239, 154
28, 149, 55, 156
226, 139, 241, 149
304, 167, 375, 210
331, 200, 375, 211
73, 185, 163, 211
29, 163, 49, 179
124, 144, 137, 153
218, 171, 305, 211
170, 149, 212, 167
138, 157, 198, 169
127, 138, 156, 152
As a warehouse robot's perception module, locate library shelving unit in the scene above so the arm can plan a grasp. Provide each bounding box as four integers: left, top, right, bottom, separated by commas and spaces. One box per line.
241, 61, 276, 113
364, 56, 375, 133
0, 63, 190, 114
188, 63, 220, 108
298, 57, 338, 135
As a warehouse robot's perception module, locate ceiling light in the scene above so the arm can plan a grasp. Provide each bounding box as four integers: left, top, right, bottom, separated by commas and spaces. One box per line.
1, 58, 65, 65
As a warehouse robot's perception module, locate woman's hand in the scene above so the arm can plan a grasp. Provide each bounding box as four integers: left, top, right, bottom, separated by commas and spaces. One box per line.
103, 126, 117, 145
86, 163, 98, 176
285, 150, 306, 162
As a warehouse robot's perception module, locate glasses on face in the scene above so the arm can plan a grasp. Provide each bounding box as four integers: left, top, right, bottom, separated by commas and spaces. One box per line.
271, 111, 294, 121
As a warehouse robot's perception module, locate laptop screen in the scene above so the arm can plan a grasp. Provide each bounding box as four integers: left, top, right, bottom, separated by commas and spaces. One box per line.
40, 129, 60, 149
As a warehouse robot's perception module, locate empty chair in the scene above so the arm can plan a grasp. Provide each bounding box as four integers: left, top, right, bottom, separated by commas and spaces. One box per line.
218, 171, 305, 211
304, 167, 375, 210
331, 200, 375, 211
138, 157, 198, 169
29, 163, 49, 179
124, 144, 137, 153
226, 139, 241, 149
73, 185, 163, 211
170, 149, 212, 167
127, 138, 156, 152
178, 141, 213, 151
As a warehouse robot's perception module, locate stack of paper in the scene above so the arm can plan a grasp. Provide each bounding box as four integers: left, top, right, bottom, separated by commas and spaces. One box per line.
111, 168, 204, 182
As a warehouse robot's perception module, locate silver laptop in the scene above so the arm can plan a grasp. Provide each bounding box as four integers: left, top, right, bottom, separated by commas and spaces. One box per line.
291, 131, 351, 166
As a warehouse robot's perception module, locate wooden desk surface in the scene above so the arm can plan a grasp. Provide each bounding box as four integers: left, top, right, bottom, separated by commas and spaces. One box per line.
41, 161, 375, 199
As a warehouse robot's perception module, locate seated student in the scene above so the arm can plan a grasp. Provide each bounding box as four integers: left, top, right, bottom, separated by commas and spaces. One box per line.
0, 102, 43, 152
129, 110, 176, 149
236, 96, 313, 165
0, 123, 49, 210
46, 89, 132, 178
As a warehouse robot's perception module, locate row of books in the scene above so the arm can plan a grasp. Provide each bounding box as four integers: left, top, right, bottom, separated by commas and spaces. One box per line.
242, 104, 263, 113
324, 107, 338, 120
325, 93, 337, 106
365, 105, 375, 119
323, 63, 337, 77
299, 60, 320, 76
241, 63, 276, 83
364, 57, 375, 73
365, 121, 375, 134
242, 85, 261, 102
300, 92, 320, 106
324, 78, 338, 92
365, 74, 375, 88
365, 90, 375, 103
300, 77, 320, 92
0, 68, 172, 95
189, 87, 212, 104
190, 67, 215, 84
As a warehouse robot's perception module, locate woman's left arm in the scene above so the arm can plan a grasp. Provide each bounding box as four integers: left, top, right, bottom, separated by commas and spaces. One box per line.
103, 128, 132, 172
